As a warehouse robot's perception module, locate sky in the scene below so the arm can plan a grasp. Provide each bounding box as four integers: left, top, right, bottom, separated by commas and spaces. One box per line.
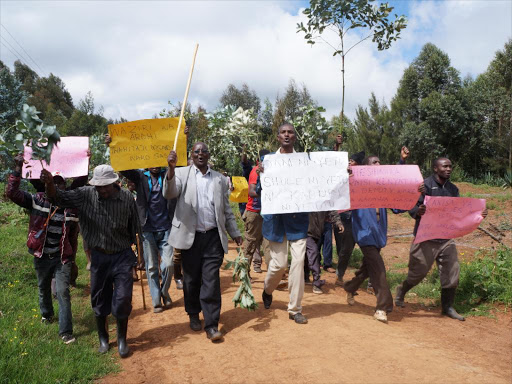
0, 0, 511, 123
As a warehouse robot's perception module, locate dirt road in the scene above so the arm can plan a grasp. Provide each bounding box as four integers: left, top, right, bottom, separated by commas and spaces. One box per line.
101, 243, 511, 384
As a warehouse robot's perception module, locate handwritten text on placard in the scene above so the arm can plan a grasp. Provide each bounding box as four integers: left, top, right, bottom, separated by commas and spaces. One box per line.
349, 165, 423, 210
414, 196, 486, 243
108, 118, 187, 171
22, 136, 89, 178
260, 151, 350, 215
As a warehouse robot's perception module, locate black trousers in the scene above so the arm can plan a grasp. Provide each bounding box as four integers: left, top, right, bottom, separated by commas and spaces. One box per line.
181, 229, 224, 331
90, 248, 135, 319
343, 246, 393, 313
333, 216, 355, 279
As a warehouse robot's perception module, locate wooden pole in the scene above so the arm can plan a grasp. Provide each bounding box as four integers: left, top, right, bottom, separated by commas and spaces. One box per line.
136, 234, 146, 310
173, 43, 199, 151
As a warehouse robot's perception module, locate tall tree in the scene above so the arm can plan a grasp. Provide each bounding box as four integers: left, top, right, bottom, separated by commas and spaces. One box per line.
392, 43, 469, 172
13, 60, 39, 95
29, 73, 74, 119
0, 65, 27, 128
272, 79, 315, 135
219, 83, 261, 114
297, 0, 407, 133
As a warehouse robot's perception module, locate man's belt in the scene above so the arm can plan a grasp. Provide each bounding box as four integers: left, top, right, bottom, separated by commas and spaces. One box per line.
196, 227, 217, 234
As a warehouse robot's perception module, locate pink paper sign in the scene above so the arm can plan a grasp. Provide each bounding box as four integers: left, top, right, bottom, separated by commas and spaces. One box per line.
414, 196, 486, 244
349, 165, 423, 210
22, 136, 89, 179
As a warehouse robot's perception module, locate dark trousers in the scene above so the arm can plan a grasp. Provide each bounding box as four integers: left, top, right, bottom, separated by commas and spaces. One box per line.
181, 229, 224, 331
343, 246, 393, 313
319, 222, 333, 267
304, 236, 323, 287
90, 248, 135, 319
34, 255, 73, 335
333, 218, 355, 279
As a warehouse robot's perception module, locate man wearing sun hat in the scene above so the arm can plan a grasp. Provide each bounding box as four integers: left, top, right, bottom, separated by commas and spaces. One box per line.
41, 164, 143, 358
7, 154, 79, 345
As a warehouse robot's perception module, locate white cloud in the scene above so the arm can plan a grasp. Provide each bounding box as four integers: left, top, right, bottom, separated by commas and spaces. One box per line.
0, 0, 510, 125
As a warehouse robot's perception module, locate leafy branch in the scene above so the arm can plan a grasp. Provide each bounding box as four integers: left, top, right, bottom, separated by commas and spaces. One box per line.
224, 249, 258, 311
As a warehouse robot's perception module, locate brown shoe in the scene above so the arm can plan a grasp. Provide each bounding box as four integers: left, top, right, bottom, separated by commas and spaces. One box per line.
323, 267, 336, 273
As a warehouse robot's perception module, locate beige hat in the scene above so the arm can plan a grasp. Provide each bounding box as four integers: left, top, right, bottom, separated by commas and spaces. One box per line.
89, 164, 119, 186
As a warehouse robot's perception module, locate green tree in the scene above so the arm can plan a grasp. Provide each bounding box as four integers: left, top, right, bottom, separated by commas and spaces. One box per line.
219, 83, 261, 114
272, 79, 315, 135
297, 0, 407, 133
0, 65, 27, 128
64, 92, 107, 136
392, 43, 470, 173
29, 73, 74, 119
13, 60, 39, 95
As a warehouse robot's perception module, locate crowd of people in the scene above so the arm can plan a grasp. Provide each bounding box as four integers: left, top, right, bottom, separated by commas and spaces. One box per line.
5, 122, 486, 358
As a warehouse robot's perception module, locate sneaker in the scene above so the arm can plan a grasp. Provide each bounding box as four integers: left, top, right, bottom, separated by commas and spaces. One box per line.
289, 312, 308, 324
41, 316, 53, 324
175, 279, 183, 290
163, 298, 173, 309
323, 267, 336, 273
312, 286, 323, 294
253, 266, 262, 274
346, 292, 355, 306
153, 306, 164, 313
335, 278, 344, 287
304, 277, 312, 285
61, 333, 76, 344
374, 310, 388, 323
367, 282, 375, 295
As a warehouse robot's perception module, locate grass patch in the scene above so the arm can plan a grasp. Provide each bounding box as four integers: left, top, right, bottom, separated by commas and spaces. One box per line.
0, 199, 120, 383
486, 201, 497, 210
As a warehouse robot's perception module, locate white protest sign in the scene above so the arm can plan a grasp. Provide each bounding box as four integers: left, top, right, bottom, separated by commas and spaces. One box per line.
260, 151, 350, 215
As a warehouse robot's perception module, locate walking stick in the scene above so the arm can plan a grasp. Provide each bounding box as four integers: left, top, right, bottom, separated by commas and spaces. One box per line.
136, 234, 146, 310
173, 43, 199, 151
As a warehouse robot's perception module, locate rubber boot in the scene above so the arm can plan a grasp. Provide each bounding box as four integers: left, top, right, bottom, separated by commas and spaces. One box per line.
96, 316, 109, 354
441, 288, 465, 321
116, 318, 130, 358
395, 280, 413, 307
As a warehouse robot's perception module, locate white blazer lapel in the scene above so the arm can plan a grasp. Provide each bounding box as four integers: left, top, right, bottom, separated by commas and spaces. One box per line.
187, 166, 198, 214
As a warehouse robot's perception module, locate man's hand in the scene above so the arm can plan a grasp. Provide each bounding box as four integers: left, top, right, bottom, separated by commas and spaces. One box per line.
184, 125, 190, 135
86, 149, 92, 158
166, 150, 177, 180
401, 146, 410, 162
418, 182, 425, 194
14, 153, 24, 173
40, 169, 53, 185
347, 166, 353, 177
256, 163, 264, 175
482, 209, 488, 219
234, 236, 243, 246
337, 224, 344, 233
105, 134, 112, 146
417, 204, 426, 216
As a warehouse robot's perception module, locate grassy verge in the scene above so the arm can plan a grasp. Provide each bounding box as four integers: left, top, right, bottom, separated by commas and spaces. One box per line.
333, 244, 512, 317
0, 193, 119, 383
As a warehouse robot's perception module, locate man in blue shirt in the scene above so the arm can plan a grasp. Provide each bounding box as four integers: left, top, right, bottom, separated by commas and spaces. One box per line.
259, 123, 309, 324
343, 152, 423, 323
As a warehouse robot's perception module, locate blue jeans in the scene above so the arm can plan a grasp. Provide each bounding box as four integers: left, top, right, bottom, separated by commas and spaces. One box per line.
319, 222, 333, 268
142, 230, 173, 308
34, 255, 73, 335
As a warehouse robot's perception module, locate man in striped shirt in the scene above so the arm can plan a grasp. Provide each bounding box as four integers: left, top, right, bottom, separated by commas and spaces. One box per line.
42, 164, 143, 358
7, 154, 79, 345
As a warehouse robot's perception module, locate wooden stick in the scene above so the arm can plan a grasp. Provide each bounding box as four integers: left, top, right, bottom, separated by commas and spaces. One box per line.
173, 43, 199, 151
136, 234, 146, 310
477, 226, 505, 246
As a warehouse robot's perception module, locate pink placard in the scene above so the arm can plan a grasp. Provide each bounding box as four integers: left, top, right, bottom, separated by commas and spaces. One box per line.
414, 196, 486, 244
22, 136, 89, 179
349, 165, 423, 210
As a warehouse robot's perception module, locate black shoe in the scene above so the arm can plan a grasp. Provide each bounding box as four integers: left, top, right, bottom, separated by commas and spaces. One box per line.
163, 298, 173, 309
395, 285, 406, 308
189, 315, 202, 331
116, 318, 130, 358
205, 327, 223, 342
442, 307, 465, 321
289, 313, 308, 324
95, 316, 109, 354
262, 290, 272, 309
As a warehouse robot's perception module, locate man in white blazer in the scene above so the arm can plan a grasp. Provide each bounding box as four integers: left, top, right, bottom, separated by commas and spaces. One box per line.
163, 142, 242, 342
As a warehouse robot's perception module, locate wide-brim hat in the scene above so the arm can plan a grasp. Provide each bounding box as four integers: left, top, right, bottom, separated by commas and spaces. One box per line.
89, 164, 119, 186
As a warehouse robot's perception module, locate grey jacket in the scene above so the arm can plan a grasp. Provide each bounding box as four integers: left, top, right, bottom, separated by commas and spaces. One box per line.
162, 166, 241, 254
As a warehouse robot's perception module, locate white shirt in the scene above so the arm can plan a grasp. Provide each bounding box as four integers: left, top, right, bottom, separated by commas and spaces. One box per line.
194, 165, 217, 232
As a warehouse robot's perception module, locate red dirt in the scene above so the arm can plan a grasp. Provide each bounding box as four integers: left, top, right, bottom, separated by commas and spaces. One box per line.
101, 183, 512, 384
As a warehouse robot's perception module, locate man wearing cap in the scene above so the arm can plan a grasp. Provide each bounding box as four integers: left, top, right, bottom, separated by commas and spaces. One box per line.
164, 142, 242, 342
7, 154, 79, 344
41, 164, 143, 358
